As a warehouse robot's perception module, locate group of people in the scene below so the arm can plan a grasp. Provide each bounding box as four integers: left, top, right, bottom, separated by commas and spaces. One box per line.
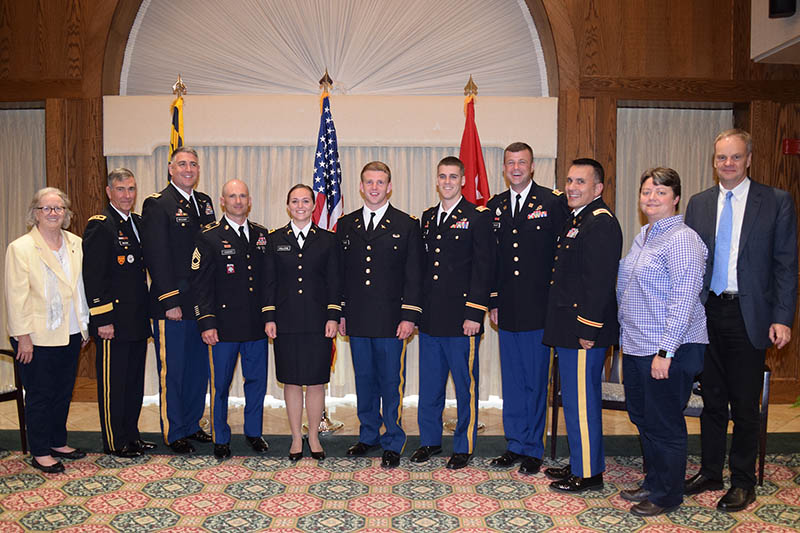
4, 129, 796, 518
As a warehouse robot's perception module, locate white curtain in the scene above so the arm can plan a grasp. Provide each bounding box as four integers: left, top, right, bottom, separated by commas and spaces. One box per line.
0, 110, 46, 387
616, 108, 733, 253
122, 0, 548, 97
108, 145, 556, 401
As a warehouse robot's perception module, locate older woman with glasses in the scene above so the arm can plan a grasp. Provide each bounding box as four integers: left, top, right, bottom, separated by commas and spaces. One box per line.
5, 187, 89, 473
616, 168, 708, 516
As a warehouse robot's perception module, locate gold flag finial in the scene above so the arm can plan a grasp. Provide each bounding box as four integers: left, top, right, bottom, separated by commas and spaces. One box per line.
172, 75, 187, 97
319, 69, 334, 92
464, 75, 478, 97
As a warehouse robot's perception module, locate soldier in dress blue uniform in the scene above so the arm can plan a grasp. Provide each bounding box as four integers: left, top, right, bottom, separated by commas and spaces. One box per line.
337, 161, 423, 469
83, 168, 154, 458
487, 143, 569, 474
410, 156, 493, 470
141, 147, 216, 454
542, 158, 623, 492
190, 179, 272, 460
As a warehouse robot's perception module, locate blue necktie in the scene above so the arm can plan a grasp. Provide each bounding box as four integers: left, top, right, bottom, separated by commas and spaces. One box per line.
710, 191, 733, 295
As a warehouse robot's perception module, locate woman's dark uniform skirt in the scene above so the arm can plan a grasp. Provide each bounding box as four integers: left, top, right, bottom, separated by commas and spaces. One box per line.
274, 333, 332, 386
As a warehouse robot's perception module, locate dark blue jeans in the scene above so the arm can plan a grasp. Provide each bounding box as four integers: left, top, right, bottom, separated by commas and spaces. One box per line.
12, 334, 81, 456
624, 343, 705, 507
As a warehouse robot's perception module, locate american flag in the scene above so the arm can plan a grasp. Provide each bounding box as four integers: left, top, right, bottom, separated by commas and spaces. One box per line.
312, 94, 343, 230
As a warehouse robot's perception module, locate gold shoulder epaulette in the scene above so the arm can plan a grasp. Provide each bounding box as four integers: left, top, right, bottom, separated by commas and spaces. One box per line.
409, 214, 418, 220
476, 205, 489, 212
88, 214, 106, 222
251, 222, 266, 230
269, 228, 278, 234
202, 221, 219, 232
552, 189, 563, 196
146, 192, 161, 199
132, 211, 140, 217
593, 208, 612, 217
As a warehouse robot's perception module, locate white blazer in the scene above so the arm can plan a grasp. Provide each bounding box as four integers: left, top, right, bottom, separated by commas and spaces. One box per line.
5, 226, 89, 346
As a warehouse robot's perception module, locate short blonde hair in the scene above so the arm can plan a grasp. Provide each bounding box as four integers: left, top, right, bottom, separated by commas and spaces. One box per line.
714, 128, 752, 155
26, 187, 72, 229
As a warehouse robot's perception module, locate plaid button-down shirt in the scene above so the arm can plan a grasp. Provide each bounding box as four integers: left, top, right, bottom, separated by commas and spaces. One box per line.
617, 215, 709, 356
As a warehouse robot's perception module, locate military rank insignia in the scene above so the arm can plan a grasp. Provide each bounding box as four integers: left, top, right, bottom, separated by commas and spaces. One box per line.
191, 248, 201, 270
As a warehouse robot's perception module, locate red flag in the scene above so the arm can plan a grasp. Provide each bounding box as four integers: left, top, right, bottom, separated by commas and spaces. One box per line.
459, 95, 489, 206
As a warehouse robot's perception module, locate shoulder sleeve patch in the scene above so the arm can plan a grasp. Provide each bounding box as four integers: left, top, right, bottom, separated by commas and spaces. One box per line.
146, 192, 161, 199
592, 208, 612, 217
88, 214, 106, 222
476, 206, 489, 212
552, 189, 563, 196
191, 248, 201, 270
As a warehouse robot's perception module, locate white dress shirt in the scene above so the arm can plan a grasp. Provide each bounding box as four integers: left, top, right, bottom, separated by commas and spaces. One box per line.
714, 177, 750, 292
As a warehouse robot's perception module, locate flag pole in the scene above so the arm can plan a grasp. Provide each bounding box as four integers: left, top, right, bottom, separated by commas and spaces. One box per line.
304, 68, 344, 436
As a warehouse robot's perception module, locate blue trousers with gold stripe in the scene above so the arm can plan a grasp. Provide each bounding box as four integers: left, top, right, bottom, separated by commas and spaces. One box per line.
418, 334, 480, 454
556, 346, 606, 477
95, 337, 147, 452
153, 319, 210, 445
498, 328, 551, 458
350, 337, 407, 453
208, 339, 268, 444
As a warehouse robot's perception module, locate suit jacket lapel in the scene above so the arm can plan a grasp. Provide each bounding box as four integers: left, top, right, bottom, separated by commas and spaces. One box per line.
739, 181, 763, 257
31, 226, 71, 286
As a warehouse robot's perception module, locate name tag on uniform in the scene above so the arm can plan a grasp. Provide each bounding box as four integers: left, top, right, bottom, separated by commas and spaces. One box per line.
566, 227, 579, 238
277, 244, 292, 252
221, 249, 236, 256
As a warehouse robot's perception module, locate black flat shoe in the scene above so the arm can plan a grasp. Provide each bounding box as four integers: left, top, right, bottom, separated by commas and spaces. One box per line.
717, 486, 756, 512
620, 486, 650, 502
549, 474, 604, 493
187, 429, 212, 443
409, 446, 442, 463
684, 472, 723, 495
31, 457, 65, 473
518, 456, 543, 475
246, 436, 269, 453
50, 448, 86, 460
111, 444, 143, 458
132, 439, 157, 451
214, 443, 231, 460
446, 453, 471, 470
169, 438, 195, 454
544, 465, 571, 480
489, 450, 522, 467
381, 450, 400, 468
347, 441, 379, 456
630, 500, 678, 516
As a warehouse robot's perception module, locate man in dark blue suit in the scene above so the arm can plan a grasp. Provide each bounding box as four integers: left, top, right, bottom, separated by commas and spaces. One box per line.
684, 129, 797, 512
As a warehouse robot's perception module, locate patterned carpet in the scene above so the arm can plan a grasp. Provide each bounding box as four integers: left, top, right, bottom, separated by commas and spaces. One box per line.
0, 450, 799, 532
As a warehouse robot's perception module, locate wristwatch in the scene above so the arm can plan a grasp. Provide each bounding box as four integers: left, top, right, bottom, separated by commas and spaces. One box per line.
657, 349, 675, 359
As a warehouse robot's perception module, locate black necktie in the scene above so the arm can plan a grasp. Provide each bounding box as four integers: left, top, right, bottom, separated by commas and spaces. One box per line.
297, 231, 305, 247
188, 195, 198, 216
237, 225, 248, 248
366, 212, 376, 232
513, 193, 522, 218
439, 211, 448, 228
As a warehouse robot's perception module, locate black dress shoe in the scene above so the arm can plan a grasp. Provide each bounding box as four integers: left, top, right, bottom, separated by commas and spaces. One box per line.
630, 500, 679, 516
489, 450, 522, 467
550, 474, 604, 493
446, 453, 471, 470
133, 439, 157, 451
187, 429, 212, 443
518, 456, 543, 475
544, 465, 572, 480
620, 486, 651, 502
381, 450, 401, 468
31, 457, 65, 473
169, 439, 195, 454
214, 443, 231, 460
347, 441, 379, 456
409, 446, 442, 463
112, 445, 143, 458
684, 472, 723, 495
50, 448, 86, 460
246, 436, 269, 453
717, 486, 756, 512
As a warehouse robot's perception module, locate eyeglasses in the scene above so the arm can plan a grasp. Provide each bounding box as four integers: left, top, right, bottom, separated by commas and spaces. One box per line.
36, 206, 66, 215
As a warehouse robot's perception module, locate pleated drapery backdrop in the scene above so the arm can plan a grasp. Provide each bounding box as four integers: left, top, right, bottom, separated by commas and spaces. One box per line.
108, 146, 556, 403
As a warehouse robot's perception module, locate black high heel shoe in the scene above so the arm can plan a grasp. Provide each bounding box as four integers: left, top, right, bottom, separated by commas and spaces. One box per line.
288, 438, 304, 462
308, 436, 325, 460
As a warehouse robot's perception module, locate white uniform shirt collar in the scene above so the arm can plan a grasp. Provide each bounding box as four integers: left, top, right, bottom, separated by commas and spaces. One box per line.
170, 182, 199, 215
508, 180, 533, 205
437, 196, 462, 223
362, 202, 390, 227
225, 215, 249, 240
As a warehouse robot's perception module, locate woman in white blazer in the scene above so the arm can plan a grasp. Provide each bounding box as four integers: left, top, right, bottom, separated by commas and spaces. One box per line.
5, 187, 89, 473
